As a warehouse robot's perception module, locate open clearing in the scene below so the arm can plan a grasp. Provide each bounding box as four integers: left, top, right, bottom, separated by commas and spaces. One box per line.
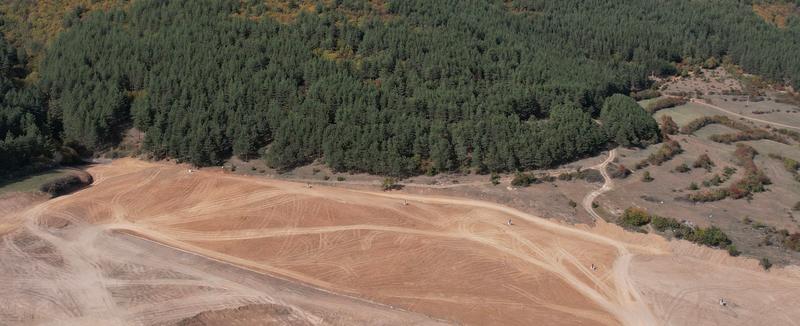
3, 159, 800, 325
0, 168, 83, 194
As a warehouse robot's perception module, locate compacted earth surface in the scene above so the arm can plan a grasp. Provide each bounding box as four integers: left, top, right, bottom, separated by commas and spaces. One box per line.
3, 158, 800, 325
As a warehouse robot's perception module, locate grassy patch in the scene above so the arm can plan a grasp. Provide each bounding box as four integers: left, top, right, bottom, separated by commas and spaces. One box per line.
693, 124, 739, 139
652, 103, 720, 127
0, 168, 79, 194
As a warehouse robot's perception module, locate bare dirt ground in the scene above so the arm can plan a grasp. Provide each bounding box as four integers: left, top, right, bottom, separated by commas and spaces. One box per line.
4, 158, 800, 325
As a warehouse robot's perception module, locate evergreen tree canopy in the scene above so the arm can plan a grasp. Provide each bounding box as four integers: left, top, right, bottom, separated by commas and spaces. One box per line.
0, 0, 795, 176
600, 94, 661, 147
0, 34, 50, 175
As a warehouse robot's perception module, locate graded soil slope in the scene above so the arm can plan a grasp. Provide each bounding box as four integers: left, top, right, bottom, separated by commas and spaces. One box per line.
3, 158, 800, 325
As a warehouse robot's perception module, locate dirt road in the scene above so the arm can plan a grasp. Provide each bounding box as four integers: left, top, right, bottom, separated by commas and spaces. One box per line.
690, 98, 800, 131
583, 149, 616, 222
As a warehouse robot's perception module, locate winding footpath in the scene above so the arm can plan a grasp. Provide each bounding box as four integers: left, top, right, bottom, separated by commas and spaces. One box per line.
583, 149, 617, 222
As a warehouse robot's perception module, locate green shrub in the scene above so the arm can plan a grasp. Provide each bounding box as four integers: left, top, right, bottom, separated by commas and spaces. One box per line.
674, 163, 691, 173
760, 257, 773, 271
568, 200, 577, 208
490, 173, 500, 185
577, 169, 603, 183
688, 226, 731, 247
336, 176, 346, 181
645, 97, 688, 113
660, 115, 679, 136
618, 207, 652, 228
688, 182, 699, 190
727, 244, 740, 257
607, 163, 631, 179
681, 115, 751, 134
783, 233, 800, 252
641, 171, 654, 182
630, 89, 661, 101
693, 154, 715, 171
651, 215, 681, 232
511, 172, 539, 187
722, 166, 737, 178
686, 188, 729, 202
638, 140, 682, 168
39, 174, 93, 197
382, 178, 402, 191
783, 157, 799, 173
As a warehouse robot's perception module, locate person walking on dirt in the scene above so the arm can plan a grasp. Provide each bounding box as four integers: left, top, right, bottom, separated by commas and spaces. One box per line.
591, 263, 596, 271
507, 219, 513, 226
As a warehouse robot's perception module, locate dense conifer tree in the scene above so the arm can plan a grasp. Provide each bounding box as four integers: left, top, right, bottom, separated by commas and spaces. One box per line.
3, 0, 794, 176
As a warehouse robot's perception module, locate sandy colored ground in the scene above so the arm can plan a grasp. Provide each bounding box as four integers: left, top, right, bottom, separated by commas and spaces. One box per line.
3, 158, 800, 325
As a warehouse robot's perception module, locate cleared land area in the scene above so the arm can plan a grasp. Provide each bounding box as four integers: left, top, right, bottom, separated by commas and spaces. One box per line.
2, 158, 800, 325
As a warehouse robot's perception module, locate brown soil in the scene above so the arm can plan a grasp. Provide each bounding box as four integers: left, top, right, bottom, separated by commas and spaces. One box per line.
2, 158, 800, 325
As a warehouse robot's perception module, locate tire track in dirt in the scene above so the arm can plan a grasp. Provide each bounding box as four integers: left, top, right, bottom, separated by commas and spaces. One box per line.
690, 98, 800, 131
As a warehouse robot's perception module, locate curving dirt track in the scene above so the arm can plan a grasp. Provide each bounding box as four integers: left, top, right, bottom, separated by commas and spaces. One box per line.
689, 98, 800, 131
3, 158, 800, 325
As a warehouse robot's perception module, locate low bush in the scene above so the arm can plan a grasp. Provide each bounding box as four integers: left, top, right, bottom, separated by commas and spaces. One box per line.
624, 209, 733, 249
511, 173, 539, 187
641, 171, 654, 182
709, 129, 788, 144
674, 163, 691, 173
618, 207, 651, 228
637, 140, 682, 168
727, 244, 740, 257
784, 233, 800, 252
39, 173, 93, 197
760, 257, 773, 270
557, 169, 603, 183
681, 115, 750, 134
382, 177, 403, 191
687, 226, 731, 247
645, 97, 688, 113
687, 145, 770, 202
490, 173, 500, 185
775, 128, 800, 142
686, 188, 729, 202
630, 89, 661, 101
607, 163, 631, 179
722, 166, 737, 178
577, 169, 603, 183
651, 215, 682, 232
702, 174, 723, 187
659, 115, 679, 137
692, 154, 715, 171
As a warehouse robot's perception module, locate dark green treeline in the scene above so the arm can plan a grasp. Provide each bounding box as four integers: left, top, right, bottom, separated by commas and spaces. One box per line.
0, 35, 49, 173
34, 0, 800, 176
